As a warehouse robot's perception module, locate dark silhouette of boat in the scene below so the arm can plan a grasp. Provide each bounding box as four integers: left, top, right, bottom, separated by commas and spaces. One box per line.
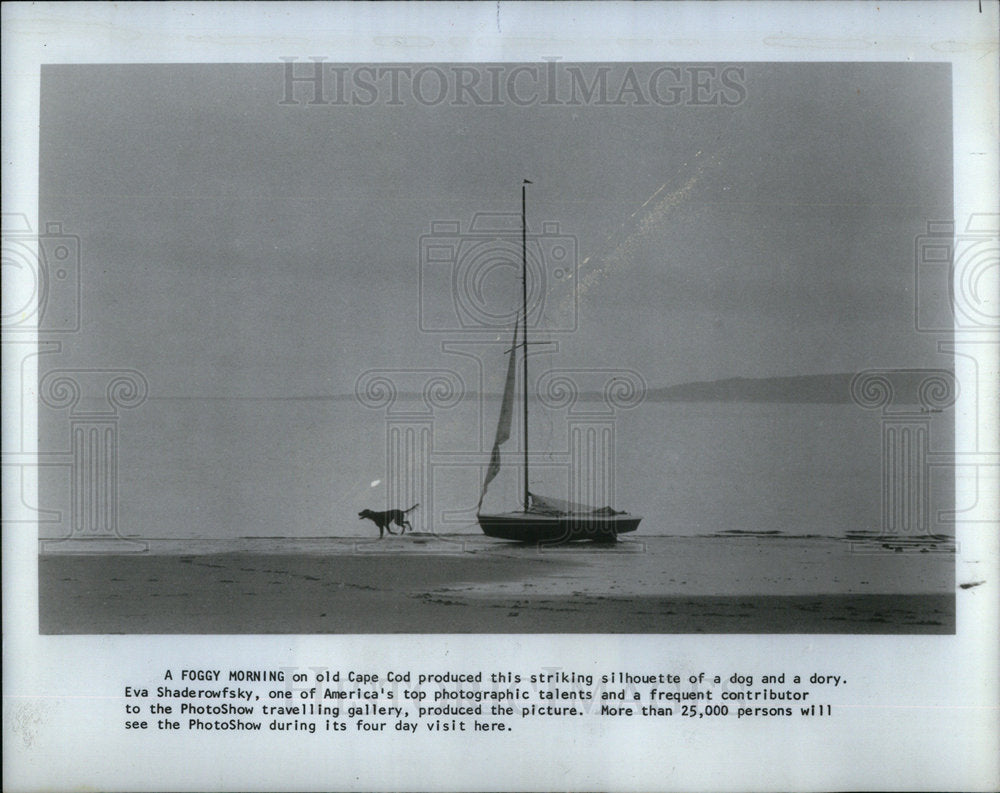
475, 181, 642, 544
477, 500, 642, 544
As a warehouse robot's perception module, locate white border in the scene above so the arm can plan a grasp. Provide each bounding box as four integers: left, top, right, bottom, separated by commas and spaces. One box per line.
3, 2, 998, 791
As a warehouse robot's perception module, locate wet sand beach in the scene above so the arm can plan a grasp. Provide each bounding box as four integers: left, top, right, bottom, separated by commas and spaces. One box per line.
38, 536, 954, 634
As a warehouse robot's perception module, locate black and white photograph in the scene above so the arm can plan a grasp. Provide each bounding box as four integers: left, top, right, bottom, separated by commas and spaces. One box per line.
3, 2, 998, 791
33, 59, 960, 634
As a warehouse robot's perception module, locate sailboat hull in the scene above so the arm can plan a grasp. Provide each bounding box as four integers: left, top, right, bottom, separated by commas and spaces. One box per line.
477, 512, 642, 543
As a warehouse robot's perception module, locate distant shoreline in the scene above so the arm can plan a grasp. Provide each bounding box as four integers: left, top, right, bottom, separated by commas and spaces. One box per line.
38, 531, 958, 553
145, 371, 954, 405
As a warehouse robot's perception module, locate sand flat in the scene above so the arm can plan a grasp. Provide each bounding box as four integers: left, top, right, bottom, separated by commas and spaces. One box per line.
443, 536, 955, 597
38, 536, 954, 634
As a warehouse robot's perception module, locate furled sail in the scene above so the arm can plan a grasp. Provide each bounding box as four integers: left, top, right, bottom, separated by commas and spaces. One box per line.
526, 492, 626, 516
477, 319, 519, 511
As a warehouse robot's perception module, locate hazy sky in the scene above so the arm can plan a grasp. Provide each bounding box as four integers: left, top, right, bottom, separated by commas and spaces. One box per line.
40, 62, 952, 396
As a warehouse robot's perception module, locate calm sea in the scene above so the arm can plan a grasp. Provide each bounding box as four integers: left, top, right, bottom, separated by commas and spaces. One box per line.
39, 398, 954, 543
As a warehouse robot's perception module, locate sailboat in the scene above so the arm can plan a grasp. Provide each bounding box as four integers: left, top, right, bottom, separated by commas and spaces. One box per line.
475, 181, 642, 543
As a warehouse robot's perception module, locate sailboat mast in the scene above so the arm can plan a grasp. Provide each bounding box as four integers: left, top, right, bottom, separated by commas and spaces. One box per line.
521, 179, 530, 512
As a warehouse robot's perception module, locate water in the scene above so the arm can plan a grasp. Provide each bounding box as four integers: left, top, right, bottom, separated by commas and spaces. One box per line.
39, 398, 954, 543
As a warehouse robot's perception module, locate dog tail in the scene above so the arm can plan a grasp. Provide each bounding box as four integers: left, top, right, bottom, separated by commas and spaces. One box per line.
403, 503, 420, 514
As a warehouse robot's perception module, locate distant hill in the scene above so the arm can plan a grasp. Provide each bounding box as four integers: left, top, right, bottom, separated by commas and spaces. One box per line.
645, 372, 942, 404
646, 373, 854, 403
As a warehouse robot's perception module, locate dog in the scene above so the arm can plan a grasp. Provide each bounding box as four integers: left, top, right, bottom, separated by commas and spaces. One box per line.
358, 504, 419, 538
